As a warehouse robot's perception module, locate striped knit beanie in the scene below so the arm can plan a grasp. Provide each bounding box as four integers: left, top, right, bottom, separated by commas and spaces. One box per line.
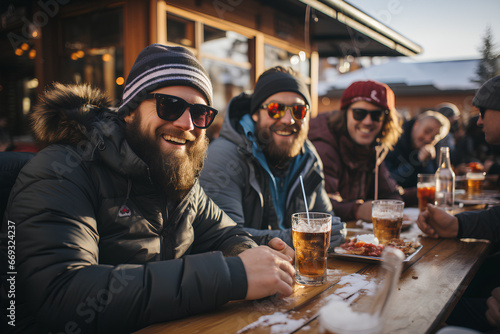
118, 44, 213, 115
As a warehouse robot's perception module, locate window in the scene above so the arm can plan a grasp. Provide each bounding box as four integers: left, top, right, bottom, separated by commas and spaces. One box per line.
264, 44, 310, 81
60, 8, 124, 104
166, 13, 195, 47
201, 26, 251, 113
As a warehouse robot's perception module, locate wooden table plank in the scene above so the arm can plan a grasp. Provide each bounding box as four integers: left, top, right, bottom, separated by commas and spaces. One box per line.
135, 234, 491, 334
299, 238, 490, 334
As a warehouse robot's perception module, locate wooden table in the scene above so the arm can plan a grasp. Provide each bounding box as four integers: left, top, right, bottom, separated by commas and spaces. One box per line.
135, 222, 491, 334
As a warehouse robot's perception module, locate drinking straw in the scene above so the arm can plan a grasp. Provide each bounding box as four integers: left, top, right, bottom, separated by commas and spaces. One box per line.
299, 175, 310, 223
374, 144, 388, 201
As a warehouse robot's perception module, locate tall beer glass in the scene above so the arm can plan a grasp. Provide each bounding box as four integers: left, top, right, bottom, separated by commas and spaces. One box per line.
372, 200, 404, 244
466, 172, 485, 198
292, 212, 331, 285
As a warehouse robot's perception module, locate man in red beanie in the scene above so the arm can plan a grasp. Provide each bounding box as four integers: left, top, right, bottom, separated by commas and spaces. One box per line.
309, 80, 403, 221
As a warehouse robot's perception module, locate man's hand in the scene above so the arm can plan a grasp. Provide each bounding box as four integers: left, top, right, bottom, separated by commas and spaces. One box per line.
238, 246, 295, 300
355, 200, 372, 221
268, 237, 294, 264
416, 204, 459, 238
486, 287, 500, 328
418, 145, 436, 163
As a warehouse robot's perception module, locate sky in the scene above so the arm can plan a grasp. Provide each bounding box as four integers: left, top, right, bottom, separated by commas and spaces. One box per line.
349, 0, 500, 61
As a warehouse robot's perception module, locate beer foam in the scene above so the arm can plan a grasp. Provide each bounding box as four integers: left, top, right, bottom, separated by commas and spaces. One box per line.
334, 273, 378, 299
235, 311, 306, 333
466, 172, 485, 180
372, 212, 402, 219
319, 296, 381, 332
417, 182, 434, 188
293, 221, 331, 233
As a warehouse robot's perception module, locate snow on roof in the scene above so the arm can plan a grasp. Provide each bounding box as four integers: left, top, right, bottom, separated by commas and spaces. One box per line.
319, 59, 481, 96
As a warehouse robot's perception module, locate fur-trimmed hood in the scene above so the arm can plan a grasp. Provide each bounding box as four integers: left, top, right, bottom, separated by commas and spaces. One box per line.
30, 83, 150, 180
31, 82, 112, 148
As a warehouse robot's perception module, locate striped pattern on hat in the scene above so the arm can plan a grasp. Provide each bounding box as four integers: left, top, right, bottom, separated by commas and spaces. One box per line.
118, 44, 213, 115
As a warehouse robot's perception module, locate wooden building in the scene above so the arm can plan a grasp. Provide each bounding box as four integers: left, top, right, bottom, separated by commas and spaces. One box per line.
0, 0, 421, 142
318, 59, 482, 123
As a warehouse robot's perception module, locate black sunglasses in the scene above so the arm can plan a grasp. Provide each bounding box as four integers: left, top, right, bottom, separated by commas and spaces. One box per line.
351, 108, 389, 122
261, 102, 309, 121
479, 107, 487, 119
146, 93, 218, 129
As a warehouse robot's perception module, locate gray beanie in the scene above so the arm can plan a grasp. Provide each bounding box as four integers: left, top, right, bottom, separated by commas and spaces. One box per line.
472, 75, 500, 111
118, 44, 213, 115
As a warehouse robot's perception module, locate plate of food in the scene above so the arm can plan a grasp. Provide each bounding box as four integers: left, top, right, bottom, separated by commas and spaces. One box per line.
330, 234, 422, 263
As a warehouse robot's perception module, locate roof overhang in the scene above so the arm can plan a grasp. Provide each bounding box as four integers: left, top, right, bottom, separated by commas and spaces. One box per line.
291, 0, 423, 57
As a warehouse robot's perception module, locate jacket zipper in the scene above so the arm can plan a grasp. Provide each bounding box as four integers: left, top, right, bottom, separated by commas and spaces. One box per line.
159, 195, 168, 260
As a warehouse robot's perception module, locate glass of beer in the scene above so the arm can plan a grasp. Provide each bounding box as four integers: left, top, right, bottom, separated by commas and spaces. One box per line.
372, 200, 404, 244
466, 172, 486, 198
417, 173, 435, 212
292, 212, 331, 285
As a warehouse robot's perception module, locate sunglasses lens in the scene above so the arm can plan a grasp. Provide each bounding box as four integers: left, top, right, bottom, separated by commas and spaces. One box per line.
190, 105, 216, 128
154, 94, 217, 129
352, 109, 385, 122
156, 95, 186, 121
292, 105, 308, 120
352, 109, 368, 121
370, 110, 384, 122
267, 103, 284, 119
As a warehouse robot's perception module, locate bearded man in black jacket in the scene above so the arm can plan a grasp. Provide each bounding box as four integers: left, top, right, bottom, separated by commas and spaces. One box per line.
417, 75, 500, 332
0, 44, 294, 334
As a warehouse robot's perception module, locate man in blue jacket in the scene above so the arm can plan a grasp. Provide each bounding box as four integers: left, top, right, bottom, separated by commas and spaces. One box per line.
200, 66, 343, 248
0, 44, 294, 333
417, 75, 500, 332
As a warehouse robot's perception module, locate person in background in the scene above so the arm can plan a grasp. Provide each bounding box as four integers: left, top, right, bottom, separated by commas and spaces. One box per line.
385, 110, 450, 205
417, 75, 500, 332
200, 66, 343, 248
434, 102, 464, 166
454, 114, 500, 187
0, 44, 295, 334
308, 80, 403, 222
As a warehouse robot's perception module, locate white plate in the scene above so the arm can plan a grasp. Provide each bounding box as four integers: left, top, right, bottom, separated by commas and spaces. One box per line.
455, 198, 500, 206
329, 245, 423, 263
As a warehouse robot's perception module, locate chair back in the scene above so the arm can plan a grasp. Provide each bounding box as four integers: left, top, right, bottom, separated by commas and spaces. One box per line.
1, 152, 35, 220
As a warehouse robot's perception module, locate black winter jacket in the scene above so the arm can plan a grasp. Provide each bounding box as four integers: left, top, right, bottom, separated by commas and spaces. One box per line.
0, 84, 256, 333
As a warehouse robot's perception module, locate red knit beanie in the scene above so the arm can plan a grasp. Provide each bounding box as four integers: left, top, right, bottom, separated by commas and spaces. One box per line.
340, 80, 395, 111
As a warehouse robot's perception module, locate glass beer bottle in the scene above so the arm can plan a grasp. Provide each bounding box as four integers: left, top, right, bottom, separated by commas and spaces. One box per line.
435, 147, 455, 211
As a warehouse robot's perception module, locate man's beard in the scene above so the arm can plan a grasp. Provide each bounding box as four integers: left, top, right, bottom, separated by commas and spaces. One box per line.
254, 119, 308, 168
125, 116, 209, 201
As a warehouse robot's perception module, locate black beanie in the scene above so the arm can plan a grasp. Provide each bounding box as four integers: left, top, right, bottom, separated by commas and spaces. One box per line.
473, 75, 500, 111
118, 44, 213, 115
250, 71, 311, 114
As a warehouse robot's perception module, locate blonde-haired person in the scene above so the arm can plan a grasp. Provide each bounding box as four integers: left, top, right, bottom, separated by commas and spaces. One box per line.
309, 80, 404, 222
385, 110, 450, 205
